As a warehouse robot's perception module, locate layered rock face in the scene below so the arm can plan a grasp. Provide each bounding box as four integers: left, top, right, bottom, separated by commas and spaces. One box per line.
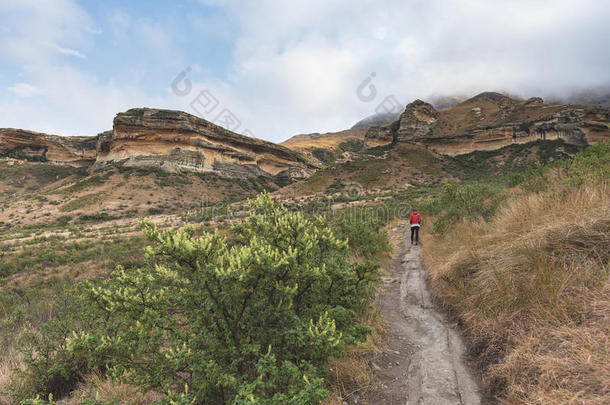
395, 100, 440, 141
93, 108, 313, 179
366, 93, 610, 155
0, 129, 96, 166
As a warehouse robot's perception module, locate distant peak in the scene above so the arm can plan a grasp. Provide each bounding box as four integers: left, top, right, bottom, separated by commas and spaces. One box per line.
468, 91, 517, 103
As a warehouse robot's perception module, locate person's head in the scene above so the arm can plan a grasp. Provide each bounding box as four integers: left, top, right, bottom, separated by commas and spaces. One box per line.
413, 209, 417, 213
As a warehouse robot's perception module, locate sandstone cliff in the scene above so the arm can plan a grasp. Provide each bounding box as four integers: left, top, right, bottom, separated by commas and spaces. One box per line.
0, 128, 96, 166
366, 92, 610, 155
93, 108, 314, 179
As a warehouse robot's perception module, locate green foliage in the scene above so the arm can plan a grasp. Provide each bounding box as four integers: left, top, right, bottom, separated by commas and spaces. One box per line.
429, 182, 505, 234
332, 208, 391, 258
59, 194, 101, 212
0, 260, 17, 277
78, 212, 114, 222
325, 178, 345, 194
18, 193, 379, 404
148, 207, 165, 215
559, 140, 610, 186
312, 149, 335, 164
0, 148, 47, 162
363, 144, 392, 157
507, 161, 549, 192
61, 172, 112, 194
0, 162, 86, 184
447, 139, 580, 182
338, 139, 365, 153
55, 215, 72, 226
507, 141, 610, 190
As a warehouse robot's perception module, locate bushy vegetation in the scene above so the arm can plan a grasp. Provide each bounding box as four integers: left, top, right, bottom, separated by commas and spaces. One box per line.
425, 182, 505, 234
9, 193, 385, 404
333, 208, 390, 258
0, 162, 86, 186
446, 139, 581, 181
0, 149, 47, 162
78, 212, 115, 222
338, 140, 365, 153
362, 144, 392, 157
312, 149, 336, 164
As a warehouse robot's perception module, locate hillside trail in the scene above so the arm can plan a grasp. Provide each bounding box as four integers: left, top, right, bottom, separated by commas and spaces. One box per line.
359, 223, 486, 405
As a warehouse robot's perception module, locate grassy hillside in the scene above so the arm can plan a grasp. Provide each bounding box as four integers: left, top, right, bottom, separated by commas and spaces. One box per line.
421, 142, 610, 404
0, 161, 281, 227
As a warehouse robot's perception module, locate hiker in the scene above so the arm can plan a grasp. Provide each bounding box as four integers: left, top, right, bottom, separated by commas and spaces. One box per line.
409, 209, 422, 245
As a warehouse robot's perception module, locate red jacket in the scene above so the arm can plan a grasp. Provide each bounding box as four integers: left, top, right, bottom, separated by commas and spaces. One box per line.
409, 211, 422, 225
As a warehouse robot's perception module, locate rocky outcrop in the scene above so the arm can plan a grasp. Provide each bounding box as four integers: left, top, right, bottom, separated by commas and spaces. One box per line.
0, 129, 96, 166
395, 100, 440, 141
366, 92, 610, 155
93, 108, 314, 179
364, 100, 440, 142
523, 97, 544, 107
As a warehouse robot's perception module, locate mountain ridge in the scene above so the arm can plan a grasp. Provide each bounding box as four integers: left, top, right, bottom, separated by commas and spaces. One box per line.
1, 108, 314, 181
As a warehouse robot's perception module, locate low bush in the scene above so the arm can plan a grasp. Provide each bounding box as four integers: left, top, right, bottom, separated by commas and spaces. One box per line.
77, 212, 113, 222
427, 181, 505, 234
333, 208, 391, 258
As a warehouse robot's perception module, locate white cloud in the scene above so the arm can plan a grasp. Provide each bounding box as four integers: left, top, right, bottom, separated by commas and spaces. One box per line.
8, 82, 43, 98
0, 0, 94, 64
0, 1, 175, 136
57, 46, 86, 58
183, 0, 610, 142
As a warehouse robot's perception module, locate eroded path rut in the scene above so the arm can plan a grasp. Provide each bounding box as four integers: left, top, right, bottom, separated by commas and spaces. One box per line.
361, 224, 484, 405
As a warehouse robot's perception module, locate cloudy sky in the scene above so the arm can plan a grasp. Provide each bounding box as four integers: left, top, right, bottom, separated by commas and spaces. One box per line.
1, 0, 609, 142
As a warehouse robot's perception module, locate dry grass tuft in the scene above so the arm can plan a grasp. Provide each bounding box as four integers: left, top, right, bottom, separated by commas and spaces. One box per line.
63, 372, 164, 404
324, 294, 384, 404
0, 349, 28, 405
422, 183, 609, 404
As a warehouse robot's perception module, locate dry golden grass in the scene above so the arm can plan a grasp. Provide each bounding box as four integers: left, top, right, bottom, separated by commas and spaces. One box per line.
280, 127, 375, 151
63, 372, 164, 404
0, 349, 26, 405
323, 306, 383, 405
422, 183, 609, 404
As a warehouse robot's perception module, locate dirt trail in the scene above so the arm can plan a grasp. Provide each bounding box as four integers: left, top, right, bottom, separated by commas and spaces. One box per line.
361, 223, 484, 405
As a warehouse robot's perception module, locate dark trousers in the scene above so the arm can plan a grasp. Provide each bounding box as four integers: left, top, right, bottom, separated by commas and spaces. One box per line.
410, 226, 420, 243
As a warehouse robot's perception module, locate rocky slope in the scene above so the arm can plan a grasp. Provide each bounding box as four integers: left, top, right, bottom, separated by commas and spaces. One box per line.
94, 108, 314, 180
0, 129, 97, 166
366, 92, 610, 155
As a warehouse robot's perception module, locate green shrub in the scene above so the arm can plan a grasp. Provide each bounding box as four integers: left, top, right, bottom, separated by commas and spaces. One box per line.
18, 193, 379, 404
560, 140, 610, 186
507, 141, 610, 190
333, 208, 391, 258
77, 212, 113, 222
430, 182, 505, 234
0, 260, 17, 277
338, 139, 365, 153
55, 215, 72, 226
312, 148, 336, 164
507, 161, 549, 191
363, 143, 392, 156
147, 207, 164, 215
